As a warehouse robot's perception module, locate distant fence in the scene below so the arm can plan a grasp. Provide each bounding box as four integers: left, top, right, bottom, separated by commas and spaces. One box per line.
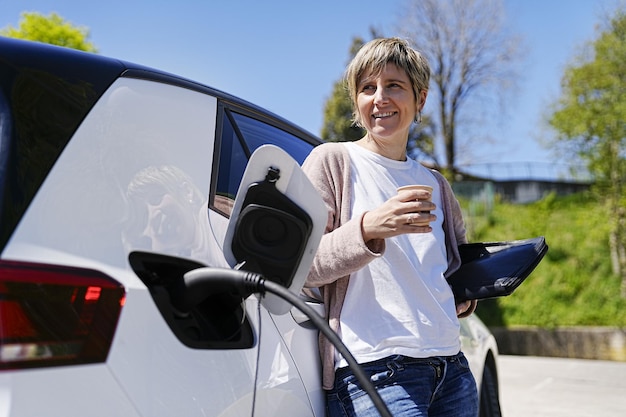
453, 179, 591, 206
453, 161, 593, 204
492, 180, 591, 204
457, 161, 593, 183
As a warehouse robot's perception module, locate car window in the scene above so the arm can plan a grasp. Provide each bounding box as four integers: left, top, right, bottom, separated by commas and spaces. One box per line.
8, 78, 220, 268
0, 88, 10, 227
214, 111, 248, 204
231, 112, 315, 164
212, 109, 316, 217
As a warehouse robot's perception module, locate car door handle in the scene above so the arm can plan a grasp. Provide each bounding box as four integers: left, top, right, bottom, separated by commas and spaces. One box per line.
290, 296, 325, 325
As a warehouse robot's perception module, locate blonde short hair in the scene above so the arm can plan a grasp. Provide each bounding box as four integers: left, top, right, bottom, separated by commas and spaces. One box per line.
345, 37, 431, 127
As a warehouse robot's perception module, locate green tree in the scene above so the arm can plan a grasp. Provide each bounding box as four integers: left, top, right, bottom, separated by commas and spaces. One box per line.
321, 36, 367, 143
548, 7, 626, 296
1, 12, 97, 52
321, 72, 365, 143
321, 34, 438, 165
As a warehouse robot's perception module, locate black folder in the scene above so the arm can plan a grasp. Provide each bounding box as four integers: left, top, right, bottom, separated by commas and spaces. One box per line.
447, 236, 549, 303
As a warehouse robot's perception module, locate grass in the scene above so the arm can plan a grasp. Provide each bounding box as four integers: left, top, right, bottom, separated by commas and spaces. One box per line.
458, 191, 626, 328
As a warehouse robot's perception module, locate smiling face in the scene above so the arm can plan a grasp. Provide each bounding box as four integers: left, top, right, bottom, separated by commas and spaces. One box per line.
356, 63, 426, 146
344, 38, 431, 159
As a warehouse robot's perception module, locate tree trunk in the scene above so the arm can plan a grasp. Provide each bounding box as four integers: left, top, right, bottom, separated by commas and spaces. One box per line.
618, 207, 626, 298
609, 203, 626, 298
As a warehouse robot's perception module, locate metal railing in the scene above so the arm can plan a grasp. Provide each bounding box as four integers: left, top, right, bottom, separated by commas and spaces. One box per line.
457, 162, 593, 183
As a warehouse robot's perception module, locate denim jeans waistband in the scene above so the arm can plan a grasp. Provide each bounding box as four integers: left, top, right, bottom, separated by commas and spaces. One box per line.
335, 351, 464, 380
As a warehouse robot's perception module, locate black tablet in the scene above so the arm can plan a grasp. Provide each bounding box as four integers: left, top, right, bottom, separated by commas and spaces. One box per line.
447, 236, 549, 303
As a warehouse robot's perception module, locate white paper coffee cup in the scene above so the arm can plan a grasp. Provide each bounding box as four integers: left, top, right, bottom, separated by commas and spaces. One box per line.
397, 184, 433, 201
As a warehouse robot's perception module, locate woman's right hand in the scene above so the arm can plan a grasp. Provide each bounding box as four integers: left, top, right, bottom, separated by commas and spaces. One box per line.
361, 189, 436, 242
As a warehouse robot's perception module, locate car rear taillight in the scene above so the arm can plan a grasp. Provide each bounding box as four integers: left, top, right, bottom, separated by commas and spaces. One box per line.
0, 260, 125, 370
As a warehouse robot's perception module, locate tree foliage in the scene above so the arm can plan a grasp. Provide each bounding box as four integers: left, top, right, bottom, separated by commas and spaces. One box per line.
321, 70, 365, 143
321, 34, 438, 164
1, 12, 97, 52
397, 0, 521, 171
321, 36, 368, 143
548, 7, 626, 296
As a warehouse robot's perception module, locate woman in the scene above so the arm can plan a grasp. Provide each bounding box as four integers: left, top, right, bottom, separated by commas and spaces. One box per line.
302, 37, 479, 416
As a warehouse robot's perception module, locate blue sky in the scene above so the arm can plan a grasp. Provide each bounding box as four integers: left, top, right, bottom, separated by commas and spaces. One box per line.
0, 0, 609, 179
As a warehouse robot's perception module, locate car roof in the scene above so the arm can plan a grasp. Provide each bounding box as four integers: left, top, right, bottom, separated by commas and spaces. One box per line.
0, 37, 320, 251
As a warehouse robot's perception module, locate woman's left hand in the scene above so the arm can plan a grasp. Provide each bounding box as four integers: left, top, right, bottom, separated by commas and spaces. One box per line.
456, 299, 477, 318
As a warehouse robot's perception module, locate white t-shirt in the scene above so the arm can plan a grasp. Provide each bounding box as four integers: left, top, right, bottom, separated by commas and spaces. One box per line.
336, 142, 460, 368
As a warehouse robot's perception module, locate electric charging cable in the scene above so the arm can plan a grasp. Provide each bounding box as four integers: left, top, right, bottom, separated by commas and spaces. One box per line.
177, 267, 393, 417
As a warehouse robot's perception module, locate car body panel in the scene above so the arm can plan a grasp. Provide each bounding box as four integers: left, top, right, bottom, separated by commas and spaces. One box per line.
460, 313, 499, 389
0, 365, 141, 416
3, 76, 315, 416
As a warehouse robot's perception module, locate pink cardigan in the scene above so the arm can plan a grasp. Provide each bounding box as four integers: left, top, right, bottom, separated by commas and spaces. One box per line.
302, 142, 468, 390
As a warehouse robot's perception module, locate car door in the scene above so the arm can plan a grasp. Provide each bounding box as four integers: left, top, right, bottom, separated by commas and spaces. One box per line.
209, 103, 326, 417
5, 75, 321, 417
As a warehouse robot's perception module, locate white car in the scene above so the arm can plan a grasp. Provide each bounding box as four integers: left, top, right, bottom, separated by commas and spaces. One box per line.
0, 37, 501, 416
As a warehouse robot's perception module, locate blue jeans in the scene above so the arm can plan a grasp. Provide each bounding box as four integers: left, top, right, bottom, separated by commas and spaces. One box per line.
326, 352, 478, 417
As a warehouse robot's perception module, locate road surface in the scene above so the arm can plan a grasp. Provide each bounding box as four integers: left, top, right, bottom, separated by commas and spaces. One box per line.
498, 355, 626, 417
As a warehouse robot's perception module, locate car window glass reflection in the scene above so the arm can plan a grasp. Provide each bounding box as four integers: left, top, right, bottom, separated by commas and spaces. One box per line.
123, 165, 210, 258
